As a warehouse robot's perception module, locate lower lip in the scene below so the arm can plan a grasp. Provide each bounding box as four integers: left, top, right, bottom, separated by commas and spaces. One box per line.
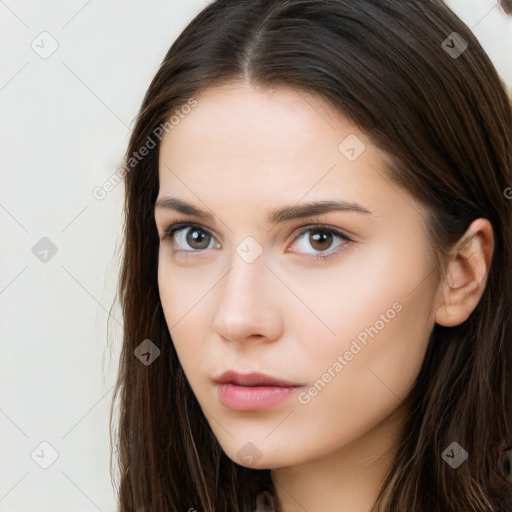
216, 383, 301, 410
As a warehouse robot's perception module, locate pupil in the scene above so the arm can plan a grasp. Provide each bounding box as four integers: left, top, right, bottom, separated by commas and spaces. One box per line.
310, 230, 332, 251
187, 229, 209, 249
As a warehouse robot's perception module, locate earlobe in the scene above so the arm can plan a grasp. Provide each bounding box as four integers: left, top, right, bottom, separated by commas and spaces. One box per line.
435, 219, 494, 327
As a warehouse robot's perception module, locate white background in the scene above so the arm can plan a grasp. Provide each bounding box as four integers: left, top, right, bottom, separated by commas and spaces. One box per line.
0, 1, 510, 510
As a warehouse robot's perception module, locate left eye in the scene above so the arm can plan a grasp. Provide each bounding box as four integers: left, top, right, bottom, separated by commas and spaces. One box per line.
289, 226, 352, 258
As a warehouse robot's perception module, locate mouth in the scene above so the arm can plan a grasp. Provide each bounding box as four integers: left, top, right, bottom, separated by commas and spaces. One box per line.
213, 369, 302, 387
213, 370, 305, 411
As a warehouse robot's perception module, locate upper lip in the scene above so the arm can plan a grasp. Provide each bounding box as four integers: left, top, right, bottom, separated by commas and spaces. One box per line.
213, 370, 301, 387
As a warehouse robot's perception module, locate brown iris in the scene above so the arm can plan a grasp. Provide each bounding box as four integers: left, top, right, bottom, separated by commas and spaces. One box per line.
309, 229, 333, 252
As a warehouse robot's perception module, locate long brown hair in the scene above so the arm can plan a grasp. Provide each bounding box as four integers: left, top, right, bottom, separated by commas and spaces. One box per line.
108, 1, 512, 510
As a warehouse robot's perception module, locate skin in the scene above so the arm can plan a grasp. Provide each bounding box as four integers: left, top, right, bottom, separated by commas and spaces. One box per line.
154, 81, 494, 512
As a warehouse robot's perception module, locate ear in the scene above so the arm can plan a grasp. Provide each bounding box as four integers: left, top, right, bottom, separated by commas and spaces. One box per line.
435, 218, 494, 327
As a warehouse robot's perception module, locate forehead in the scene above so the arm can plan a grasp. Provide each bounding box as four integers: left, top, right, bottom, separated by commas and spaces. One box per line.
161, 82, 351, 158
157, 81, 387, 202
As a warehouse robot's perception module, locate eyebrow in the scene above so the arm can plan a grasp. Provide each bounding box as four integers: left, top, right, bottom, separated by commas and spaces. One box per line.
155, 196, 373, 224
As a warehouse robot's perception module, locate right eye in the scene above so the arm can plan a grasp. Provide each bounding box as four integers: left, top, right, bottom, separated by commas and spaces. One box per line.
162, 222, 221, 253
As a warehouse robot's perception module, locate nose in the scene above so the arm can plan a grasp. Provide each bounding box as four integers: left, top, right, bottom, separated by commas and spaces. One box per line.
212, 247, 284, 345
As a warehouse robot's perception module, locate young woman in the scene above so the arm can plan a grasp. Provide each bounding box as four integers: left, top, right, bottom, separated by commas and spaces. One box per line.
109, 1, 512, 510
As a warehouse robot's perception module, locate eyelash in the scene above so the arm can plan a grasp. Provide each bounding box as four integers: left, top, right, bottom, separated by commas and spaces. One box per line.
161, 221, 353, 262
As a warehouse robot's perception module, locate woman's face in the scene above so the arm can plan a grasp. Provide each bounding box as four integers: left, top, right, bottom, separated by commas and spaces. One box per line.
155, 81, 438, 470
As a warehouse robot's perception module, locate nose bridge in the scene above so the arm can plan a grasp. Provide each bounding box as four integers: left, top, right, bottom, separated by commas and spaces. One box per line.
212, 239, 282, 341
221, 242, 268, 309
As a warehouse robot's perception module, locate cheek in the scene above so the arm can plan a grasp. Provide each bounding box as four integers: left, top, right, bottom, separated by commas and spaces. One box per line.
294, 296, 431, 451
157, 250, 219, 326
157, 258, 210, 371
331, 239, 432, 376
287, 236, 431, 351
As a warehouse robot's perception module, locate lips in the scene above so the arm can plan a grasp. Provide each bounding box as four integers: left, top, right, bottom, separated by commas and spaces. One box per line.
213, 370, 304, 411
213, 370, 301, 388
